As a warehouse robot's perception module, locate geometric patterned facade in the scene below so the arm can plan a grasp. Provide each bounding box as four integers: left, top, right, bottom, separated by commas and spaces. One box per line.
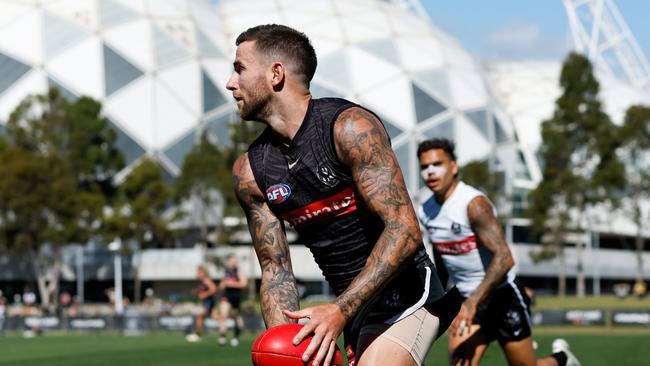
216, 0, 538, 202
0, 0, 537, 201
0, 0, 233, 180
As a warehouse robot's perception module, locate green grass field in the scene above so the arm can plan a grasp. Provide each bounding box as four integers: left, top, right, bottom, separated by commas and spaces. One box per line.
2, 328, 650, 366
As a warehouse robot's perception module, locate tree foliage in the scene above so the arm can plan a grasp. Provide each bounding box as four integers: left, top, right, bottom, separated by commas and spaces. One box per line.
174, 132, 229, 246
105, 158, 173, 247
460, 160, 504, 205
527, 53, 624, 296
0, 88, 124, 310
617, 105, 650, 283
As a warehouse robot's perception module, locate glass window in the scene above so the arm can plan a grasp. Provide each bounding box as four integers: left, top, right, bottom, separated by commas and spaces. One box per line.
310, 82, 343, 99
316, 50, 351, 91
99, 0, 137, 28
357, 38, 399, 65
413, 70, 451, 105
494, 117, 509, 143
512, 187, 531, 219
154, 26, 190, 68
422, 118, 454, 141
104, 44, 144, 96
465, 109, 489, 140
44, 12, 88, 58
163, 130, 196, 169
108, 118, 145, 165
515, 150, 532, 180
202, 71, 227, 113
394, 142, 412, 190
512, 224, 541, 244
375, 114, 403, 140
412, 82, 445, 124
206, 113, 232, 146
48, 78, 77, 101
196, 30, 224, 59
0, 51, 31, 94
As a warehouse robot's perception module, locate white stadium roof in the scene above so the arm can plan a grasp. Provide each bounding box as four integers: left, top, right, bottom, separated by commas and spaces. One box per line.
0, 0, 234, 179
216, 0, 538, 198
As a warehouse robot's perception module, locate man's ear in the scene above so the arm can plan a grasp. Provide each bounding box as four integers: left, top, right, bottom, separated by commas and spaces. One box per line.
451, 160, 459, 176
270, 62, 285, 87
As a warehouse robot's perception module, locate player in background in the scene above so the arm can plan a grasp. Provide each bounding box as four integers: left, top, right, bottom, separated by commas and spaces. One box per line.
186, 265, 217, 342
229, 24, 460, 366
416, 138, 580, 366
217, 254, 248, 347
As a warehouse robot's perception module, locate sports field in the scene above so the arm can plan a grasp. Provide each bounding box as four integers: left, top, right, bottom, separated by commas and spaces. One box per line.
1, 328, 649, 366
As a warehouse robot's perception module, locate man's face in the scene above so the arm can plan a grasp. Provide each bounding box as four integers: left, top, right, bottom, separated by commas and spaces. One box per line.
419, 148, 458, 194
226, 256, 237, 269
226, 41, 272, 121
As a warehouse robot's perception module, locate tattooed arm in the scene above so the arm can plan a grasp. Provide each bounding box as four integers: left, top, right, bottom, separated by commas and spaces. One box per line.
333, 107, 423, 321
451, 195, 514, 336
286, 107, 422, 366
232, 153, 299, 327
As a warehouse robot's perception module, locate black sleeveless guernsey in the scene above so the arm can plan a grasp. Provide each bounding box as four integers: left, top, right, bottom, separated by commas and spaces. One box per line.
248, 98, 458, 355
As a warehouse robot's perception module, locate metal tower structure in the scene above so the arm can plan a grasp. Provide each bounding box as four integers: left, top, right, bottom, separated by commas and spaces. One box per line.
563, 0, 650, 93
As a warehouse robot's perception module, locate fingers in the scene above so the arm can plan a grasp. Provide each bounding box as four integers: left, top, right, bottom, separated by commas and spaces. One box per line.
301, 326, 324, 363
309, 334, 333, 366
323, 339, 337, 366
283, 308, 308, 320
293, 321, 317, 347
450, 314, 460, 334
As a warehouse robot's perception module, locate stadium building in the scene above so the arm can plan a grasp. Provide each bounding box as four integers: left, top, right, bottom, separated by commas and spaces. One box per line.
0, 0, 649, 300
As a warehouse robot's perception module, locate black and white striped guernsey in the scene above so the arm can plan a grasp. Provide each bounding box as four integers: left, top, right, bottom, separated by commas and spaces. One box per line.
247, 97, 447, 326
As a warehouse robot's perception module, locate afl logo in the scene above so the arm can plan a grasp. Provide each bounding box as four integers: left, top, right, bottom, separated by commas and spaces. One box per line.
266, 184, 292, 204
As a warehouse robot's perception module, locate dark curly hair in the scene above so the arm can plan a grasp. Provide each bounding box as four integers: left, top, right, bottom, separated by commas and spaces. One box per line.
417, 138, 457, 161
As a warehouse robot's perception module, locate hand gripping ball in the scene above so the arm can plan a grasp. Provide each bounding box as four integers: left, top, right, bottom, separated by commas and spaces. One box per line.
251, 324, 344, 366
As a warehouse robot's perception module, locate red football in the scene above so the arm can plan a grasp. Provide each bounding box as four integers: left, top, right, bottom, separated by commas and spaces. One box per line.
251, 324, 345, 366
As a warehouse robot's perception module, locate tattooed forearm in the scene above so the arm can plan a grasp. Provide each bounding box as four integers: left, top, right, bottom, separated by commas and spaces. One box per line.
233, 153, 299, 327
467, 196, 514, 305
333, 107, 422, 320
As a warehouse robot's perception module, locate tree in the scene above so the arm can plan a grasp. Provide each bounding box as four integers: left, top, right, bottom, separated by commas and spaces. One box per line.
175, 132, 229, 248
104, 158, 173, 302
527, 53, 624, 297
617, 106, 650, 286
460, 160, 504, 208
223, 120, 266, 216
0, 88, 123, 311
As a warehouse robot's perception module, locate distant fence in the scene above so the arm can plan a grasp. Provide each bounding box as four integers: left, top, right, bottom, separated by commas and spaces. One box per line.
0, 313, 265, 334
2, 309, 649, 335
532, 309, 650, 326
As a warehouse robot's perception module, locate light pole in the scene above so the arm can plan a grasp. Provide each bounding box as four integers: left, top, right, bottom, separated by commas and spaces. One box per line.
76, 245, 84, 304
108, 238, 124, 315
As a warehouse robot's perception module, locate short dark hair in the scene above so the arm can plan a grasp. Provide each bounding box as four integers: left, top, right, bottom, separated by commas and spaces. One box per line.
236, 24, 317, 87
417, 138, 457, 161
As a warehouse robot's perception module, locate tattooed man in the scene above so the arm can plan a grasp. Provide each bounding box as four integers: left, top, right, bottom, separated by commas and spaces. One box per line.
228, 24, 460, 366
417, 138, 580, 366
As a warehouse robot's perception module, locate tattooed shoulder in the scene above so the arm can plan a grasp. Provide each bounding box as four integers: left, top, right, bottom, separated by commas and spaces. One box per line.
232, 152, 264, 207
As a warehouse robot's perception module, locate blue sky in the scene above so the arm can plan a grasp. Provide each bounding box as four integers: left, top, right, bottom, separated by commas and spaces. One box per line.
422, 0, 650, 61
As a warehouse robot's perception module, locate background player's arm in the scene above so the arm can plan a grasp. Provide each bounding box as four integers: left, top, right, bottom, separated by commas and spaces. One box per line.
198, 278, 217, 300
332, 106, 423, 321
453, 195, 514, 333
232, 273, 250, 289
221, 272, 249, 290
233, 153, 299, 327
